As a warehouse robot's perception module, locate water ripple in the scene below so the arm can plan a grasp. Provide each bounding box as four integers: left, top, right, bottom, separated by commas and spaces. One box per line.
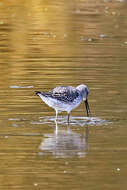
31, 116, 110, 126
9, 85, 34, 89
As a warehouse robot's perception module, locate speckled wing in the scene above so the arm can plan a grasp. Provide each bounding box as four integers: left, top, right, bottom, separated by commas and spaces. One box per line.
52, 86, 80, 103
39, 86, 80, 103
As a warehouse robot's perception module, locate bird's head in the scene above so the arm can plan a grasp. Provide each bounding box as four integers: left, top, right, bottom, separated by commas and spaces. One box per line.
76, 84, 89, 100
76, 84, 91, 117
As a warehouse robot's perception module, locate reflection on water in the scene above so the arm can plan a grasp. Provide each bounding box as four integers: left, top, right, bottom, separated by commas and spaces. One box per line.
39, 121, 88, 158
0, 0, 127, 189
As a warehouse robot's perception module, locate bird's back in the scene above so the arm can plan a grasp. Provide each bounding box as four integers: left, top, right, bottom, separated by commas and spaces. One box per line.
52, 86, 80, 103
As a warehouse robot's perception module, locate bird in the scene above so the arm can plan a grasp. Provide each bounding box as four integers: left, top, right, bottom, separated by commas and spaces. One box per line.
35, 84, 91, 123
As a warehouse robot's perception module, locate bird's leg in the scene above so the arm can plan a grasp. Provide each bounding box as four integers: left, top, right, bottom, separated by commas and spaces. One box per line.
67, 113, 70, 124
55, 110, 58, 121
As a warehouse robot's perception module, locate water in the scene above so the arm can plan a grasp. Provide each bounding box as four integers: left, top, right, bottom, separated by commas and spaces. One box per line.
0, 0, 127, 189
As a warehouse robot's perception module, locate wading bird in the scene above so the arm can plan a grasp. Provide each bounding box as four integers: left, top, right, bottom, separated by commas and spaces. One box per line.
35, 84, 91, 123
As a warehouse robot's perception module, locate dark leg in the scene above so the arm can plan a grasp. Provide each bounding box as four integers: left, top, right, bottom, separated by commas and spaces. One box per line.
67, 113, 70, 124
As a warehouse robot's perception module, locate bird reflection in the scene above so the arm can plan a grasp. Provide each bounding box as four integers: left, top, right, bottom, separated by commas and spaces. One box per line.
39, 121, 89, 158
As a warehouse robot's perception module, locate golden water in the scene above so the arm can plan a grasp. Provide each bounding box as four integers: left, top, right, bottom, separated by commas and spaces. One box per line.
0, 0, 127, 189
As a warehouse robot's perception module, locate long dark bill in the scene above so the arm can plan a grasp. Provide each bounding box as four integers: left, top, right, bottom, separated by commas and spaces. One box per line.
84, 99, 91, 117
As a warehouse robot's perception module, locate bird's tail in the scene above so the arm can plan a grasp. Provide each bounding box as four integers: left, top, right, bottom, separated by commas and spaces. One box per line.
35, 91, 41, 96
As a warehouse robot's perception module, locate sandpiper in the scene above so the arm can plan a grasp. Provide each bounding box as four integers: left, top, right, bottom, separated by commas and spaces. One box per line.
35, 84, 91, 123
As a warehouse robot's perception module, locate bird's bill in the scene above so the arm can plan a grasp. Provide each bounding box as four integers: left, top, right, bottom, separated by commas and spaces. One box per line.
84, 99, 91, 117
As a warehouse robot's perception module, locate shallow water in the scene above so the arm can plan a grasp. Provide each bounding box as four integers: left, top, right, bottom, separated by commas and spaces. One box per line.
0, 0, 127, 189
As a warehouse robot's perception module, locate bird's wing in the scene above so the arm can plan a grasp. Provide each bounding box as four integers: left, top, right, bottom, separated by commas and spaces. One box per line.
52, 86, 80, 103
38, 86, 80, 103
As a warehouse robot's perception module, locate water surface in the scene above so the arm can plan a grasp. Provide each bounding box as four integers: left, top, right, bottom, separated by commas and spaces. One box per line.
0, 0, 127, 189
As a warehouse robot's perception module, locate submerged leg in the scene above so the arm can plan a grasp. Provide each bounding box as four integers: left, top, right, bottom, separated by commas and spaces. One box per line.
55, 110, 58, 121
67, 113, 70, 124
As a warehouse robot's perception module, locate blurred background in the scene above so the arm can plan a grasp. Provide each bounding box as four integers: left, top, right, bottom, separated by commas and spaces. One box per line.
0, 0, 127, 189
